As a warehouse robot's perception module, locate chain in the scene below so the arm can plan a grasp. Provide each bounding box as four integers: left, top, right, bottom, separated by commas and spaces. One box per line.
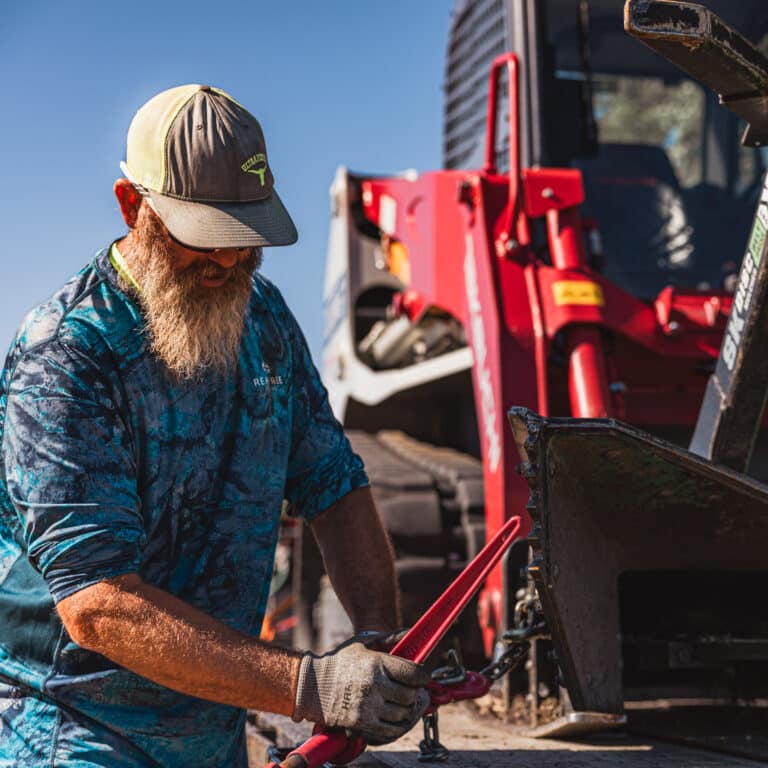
479, 642, 528, 682
418, 711, 449, 762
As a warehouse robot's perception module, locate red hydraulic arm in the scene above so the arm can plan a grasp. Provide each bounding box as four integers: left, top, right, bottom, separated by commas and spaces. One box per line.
357, 52, 618, 656
486, 52, 613, 419
546, 205, 613, 417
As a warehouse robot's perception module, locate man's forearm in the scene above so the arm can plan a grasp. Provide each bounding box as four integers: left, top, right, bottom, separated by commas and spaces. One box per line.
57, 574, 302, 714
310, 486, 400, 632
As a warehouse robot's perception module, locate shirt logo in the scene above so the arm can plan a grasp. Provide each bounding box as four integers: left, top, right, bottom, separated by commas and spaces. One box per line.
253, 362, 284, 388
241, 153, 268, 186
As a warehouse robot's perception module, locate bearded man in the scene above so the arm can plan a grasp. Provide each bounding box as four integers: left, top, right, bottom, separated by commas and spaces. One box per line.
0, 85, 428, 767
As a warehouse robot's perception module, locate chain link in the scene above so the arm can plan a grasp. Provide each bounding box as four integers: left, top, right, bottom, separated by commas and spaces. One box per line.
418, 711, 449, 762
479, 643, 528, 682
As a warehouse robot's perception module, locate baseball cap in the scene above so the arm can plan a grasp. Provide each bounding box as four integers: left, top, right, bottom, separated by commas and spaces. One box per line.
120, 84, 298, 249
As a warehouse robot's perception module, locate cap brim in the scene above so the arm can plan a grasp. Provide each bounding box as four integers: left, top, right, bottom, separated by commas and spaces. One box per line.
144, 188, 298, 249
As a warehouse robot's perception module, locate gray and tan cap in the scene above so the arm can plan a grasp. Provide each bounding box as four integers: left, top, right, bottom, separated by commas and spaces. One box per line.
120, 84, 297, 249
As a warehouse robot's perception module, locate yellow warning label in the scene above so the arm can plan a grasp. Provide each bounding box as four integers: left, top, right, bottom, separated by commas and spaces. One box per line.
552, 281, 605, 307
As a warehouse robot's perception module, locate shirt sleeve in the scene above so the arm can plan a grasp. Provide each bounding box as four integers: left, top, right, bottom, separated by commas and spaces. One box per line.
2, 338, 144, 603
282, 306, 368, 522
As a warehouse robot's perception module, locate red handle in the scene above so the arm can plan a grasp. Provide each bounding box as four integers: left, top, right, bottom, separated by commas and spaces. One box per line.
266, 514, 523, 767
276, 730, 364, 768
391, 514, 522, 663
484, 52, 520, 182
483, 53, 522, 250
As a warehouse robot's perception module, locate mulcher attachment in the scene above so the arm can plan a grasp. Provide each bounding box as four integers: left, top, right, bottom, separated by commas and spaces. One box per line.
509, 408, 768, 715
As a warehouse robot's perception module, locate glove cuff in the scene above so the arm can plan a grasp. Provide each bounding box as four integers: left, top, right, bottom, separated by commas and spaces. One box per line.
292, 653, 320, 723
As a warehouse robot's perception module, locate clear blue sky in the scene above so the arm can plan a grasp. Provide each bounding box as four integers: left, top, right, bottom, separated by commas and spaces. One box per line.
1, 1, 454, 361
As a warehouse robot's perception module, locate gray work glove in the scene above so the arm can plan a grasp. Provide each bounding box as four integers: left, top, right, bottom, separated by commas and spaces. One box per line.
292, 636, 431, 745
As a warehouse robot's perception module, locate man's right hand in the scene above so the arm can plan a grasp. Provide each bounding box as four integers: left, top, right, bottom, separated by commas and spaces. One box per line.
292, 638, 430, 745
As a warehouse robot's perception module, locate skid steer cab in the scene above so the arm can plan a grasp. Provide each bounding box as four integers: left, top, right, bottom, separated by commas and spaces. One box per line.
289, 0, 768, 740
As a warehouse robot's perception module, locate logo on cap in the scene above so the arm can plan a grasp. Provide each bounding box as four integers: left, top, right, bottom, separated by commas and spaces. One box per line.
241, 153, 268, 186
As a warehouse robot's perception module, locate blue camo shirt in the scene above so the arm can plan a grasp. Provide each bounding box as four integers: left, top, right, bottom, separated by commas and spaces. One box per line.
0, 246, 368, 766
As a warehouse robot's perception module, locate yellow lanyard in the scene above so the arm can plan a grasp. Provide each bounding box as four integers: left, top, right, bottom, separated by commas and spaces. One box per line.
109, 243, 142, 294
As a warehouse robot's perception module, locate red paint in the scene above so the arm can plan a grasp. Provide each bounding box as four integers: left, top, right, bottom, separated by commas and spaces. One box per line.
350, 51, 734, 658
523, 168, 584, 218
393, 289, 428, 322
547, 206, 588, 270
425, 671, 491, 711
568, 328, 612, 418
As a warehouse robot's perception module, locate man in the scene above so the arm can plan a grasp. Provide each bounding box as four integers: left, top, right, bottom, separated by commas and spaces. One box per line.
0, 85, 429, 766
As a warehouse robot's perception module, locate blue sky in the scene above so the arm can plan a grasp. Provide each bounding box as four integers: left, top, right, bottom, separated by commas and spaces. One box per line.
1, 1, 454, 361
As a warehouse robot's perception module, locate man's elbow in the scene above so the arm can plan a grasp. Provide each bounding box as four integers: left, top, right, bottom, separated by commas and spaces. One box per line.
56, 574, 140, 651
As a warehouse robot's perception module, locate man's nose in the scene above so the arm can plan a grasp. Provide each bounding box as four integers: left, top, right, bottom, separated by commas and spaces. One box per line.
207, 250, 239, 269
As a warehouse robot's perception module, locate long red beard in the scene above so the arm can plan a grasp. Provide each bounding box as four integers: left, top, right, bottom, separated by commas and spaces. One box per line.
123, 207, 259, 379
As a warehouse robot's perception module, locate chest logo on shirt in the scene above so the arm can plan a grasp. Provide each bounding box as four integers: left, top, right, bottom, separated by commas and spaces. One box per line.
253, 362, 285, 388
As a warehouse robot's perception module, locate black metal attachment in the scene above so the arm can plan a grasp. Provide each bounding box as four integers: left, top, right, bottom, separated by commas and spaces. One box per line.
509, 407, 768, 714
479, 584, 547, 687
480, 638, 529, 683
413, 649, 464, 763
418, 711, 449, 762
430, 649, 467, 686
508, 581, 549, 644
623, 4, 768, 471
624, 1, 768, 147
415, 641, 530, 763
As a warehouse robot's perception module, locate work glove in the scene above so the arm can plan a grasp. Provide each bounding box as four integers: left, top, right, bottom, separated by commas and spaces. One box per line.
292, 634, 431, 745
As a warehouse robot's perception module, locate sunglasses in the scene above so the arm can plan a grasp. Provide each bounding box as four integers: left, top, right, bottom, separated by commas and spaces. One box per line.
132, 185, 252, 255
164, 228, 235, 255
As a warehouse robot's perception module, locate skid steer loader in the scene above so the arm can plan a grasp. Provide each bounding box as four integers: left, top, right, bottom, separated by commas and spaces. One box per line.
289, 0, 768, 749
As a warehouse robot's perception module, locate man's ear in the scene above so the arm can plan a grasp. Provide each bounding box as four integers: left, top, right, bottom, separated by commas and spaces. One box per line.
114, 178, 142, 228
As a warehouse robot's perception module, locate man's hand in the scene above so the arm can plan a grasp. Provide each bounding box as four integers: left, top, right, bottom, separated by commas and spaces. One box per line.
292, 638, 430, 745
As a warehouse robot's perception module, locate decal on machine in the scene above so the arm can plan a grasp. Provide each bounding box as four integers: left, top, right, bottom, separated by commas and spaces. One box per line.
552, 280, 605, 307
464, 233, 501, 474
722, 181, 768, 372
379, 194, 397, 236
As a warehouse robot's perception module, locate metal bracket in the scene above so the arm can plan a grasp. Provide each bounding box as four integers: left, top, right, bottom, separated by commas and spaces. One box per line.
527, 711, 627, 739
430, 649, 467, 686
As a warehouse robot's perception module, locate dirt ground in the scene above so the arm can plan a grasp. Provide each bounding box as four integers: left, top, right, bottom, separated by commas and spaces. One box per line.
249, 703, 767, 768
